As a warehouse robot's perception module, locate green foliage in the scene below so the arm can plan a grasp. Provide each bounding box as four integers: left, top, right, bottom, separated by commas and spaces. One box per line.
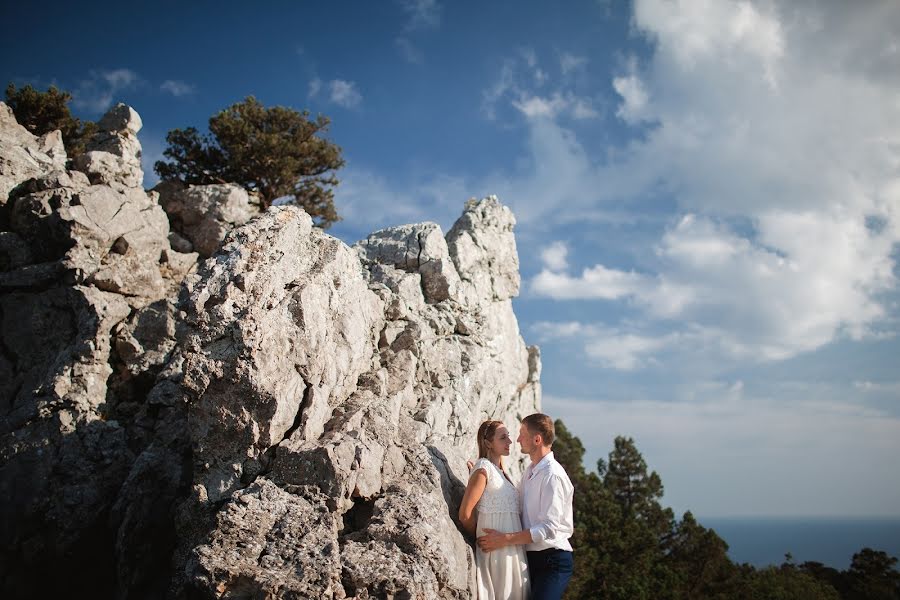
5, 83, 97, 160
553, 419, 900, 600
155, 96, 344, 227
733, 564, 842, 600
845, 549, 900, 600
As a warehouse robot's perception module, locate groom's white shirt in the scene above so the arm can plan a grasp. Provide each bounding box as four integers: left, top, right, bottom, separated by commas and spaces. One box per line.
519, 451, 574, 552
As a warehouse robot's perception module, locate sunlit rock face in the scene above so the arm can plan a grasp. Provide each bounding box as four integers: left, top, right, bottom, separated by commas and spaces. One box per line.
0, 101, 540, 599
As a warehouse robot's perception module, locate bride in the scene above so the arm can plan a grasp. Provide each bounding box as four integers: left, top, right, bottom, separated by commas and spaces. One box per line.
458, 420, 530, 599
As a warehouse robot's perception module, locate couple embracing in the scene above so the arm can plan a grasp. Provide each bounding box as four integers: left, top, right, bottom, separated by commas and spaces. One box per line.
459, 413, 575, 600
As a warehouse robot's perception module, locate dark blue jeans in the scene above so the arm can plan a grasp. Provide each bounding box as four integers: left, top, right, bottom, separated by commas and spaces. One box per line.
527, 549, 573, 600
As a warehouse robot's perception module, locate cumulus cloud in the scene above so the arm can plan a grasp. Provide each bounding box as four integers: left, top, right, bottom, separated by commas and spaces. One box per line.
515, 0, 900, 365
634, 0, 784, 87
532, 208, 897, 362
329, 79, 362, 108
540, 241, 569, 271
309, 78, 363, 109
612, 73, 650, 124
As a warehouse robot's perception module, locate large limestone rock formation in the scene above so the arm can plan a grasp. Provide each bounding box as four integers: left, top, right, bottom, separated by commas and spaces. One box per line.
0, 101, 541, 599
0, 102, 198, 598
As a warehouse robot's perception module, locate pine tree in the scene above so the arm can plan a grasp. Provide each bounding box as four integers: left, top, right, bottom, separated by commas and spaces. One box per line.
5, 83, 97, 160
155, 96, 344, 227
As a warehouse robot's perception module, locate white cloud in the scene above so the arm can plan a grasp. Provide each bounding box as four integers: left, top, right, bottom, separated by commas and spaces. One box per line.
481, 61, 516, 120
309, 77, 363, 109
540, 241, 569, 271
331, 1, 900, 370
72, 68, 140, 113
512, 93, 569, 120
531, 320, 710, 371
328, 79, 363, 109
612, 73, 650, 124
399, 0, 441, 30
160, 79, 195, 97
584, 331, 679, 370
633, 0, 784, 86
101, 68, 139, 89
532, 208, 897, 362
308, 77, 322, 98
513, 92, 600, 122
532, 263, 650, 301
508, 0, 900, 364
482, 53, 601, 123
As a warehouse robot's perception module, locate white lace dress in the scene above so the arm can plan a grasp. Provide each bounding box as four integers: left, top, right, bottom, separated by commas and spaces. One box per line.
473, 458, 530, 600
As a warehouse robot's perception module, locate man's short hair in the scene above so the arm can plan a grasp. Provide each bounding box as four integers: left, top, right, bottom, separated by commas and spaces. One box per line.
522, 413, 555, 446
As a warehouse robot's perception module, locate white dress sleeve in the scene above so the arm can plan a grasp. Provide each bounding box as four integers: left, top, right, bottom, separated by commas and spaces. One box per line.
472, 458, 492, 482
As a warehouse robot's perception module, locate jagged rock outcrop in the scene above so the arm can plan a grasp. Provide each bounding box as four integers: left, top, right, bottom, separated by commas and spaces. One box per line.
174, 198, 539, 598
0, 101, 541, 600
0, 102, 66, 212
73, 103, 144, 191
154, 181, 260, 257
0, 101, 197, 598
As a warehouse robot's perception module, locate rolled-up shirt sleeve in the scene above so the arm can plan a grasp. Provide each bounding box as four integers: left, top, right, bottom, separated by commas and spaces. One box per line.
527, 473, 573, 544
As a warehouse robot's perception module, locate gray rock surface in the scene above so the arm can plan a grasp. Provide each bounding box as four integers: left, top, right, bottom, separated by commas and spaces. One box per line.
0, 101, 67, 209
0, 103, 198, 598
72, 103, 144, 191
154, 180, 260, 257
177, 197, 539, 598
1, 101, 542, 599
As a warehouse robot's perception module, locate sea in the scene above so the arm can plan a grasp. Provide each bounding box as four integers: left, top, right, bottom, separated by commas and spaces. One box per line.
701, 517, 900, 570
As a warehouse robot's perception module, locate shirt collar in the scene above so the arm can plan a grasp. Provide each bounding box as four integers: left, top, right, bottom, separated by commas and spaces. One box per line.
527, 451, 555, 478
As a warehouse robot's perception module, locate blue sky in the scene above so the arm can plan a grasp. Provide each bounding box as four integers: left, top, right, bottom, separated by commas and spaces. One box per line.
4, 0, 899, 518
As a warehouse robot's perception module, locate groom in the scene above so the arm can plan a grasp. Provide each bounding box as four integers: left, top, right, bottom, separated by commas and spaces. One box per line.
478, 413, 575, 600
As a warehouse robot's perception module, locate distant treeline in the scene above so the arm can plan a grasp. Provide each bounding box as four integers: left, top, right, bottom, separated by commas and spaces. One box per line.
554, 420, 900, 600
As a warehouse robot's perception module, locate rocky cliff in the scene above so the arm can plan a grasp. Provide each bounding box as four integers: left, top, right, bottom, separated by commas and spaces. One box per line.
0, 102, 541, 599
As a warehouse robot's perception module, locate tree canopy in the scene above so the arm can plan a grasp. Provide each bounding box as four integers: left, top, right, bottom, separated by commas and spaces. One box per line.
155, 96, 344, 227
552, 419, 900, 600
4, 83, 97, 160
